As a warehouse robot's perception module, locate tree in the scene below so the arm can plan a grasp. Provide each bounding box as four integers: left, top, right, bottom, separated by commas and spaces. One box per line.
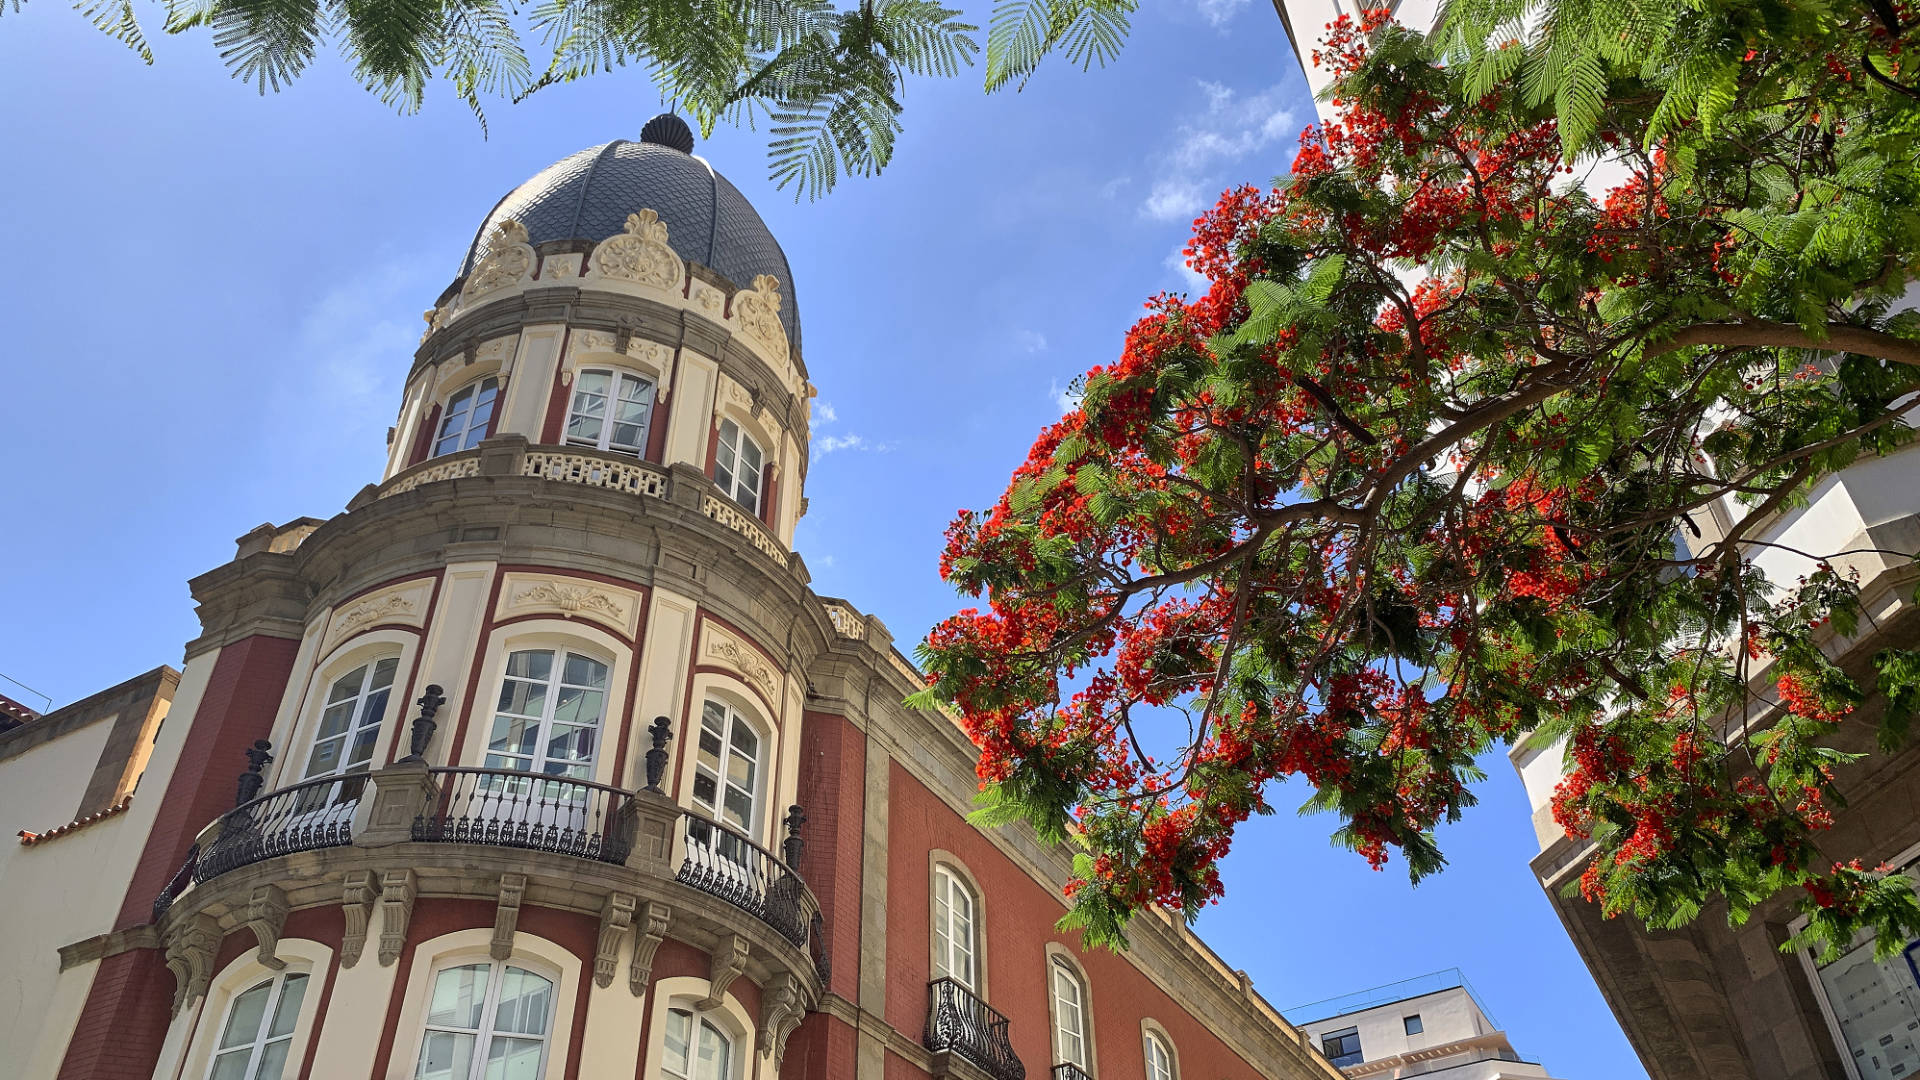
0, 0, 1132, 196
915, 1, 1920, 960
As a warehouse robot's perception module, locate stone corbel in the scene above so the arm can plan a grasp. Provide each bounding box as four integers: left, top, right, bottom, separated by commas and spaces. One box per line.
163, 912, 221, 1017
340, 871, 379, 969
595, 892, 636, 988
700, 933, 750, 1010
378, 868, 415, 966
492, 873, 527, 961
243, 884, 290, 970
757, 972, 801, 1059
628, 901, 671, 997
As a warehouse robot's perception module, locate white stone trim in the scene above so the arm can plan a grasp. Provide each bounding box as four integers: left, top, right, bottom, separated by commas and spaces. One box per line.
386, 928, 580, 1080
269, 629, 420, 788
457, 620, 635, 787
1045, 942, 1097, 1075
928, 851, 989, 1001
637, 975, 768, 1080
1141, 1017, 1181, 1080
676, 673, 784, 849
171, 938, 333, 1080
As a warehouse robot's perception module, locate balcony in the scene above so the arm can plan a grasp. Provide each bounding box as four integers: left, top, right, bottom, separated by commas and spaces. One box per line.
150, 756, 826, 1027
1051, 1065, 1092, 1080
925, 977, 1025, 1080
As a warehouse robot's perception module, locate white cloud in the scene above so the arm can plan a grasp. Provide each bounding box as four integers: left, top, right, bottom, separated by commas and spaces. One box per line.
1049, 378, 1083, 415
1166, 245, 1209, 294
816, 400, 839, 424
809, 403, 896, 462
1140, 82, 1297, 223
1014, 329, 1049, 354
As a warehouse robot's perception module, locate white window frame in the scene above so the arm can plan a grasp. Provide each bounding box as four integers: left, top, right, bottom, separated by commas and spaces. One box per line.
203, 969, 311, 1080
433, 377, 500, 458
413, 958, 557, 1080
484, 647, 611, 781
1050, 954, 1090, 1070
565, 367, 656, 456
1143, 1027, 1178, 1080
298, 655, 399, 784
713, 418, 764, 515
1793, 838, 1920, 1080
689, 697, 765, 837
932, 863, 980, 992
658, 1004, 738, 1080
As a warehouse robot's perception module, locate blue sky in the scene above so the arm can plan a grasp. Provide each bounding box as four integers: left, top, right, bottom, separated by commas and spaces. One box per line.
0, 3, 1645, 1077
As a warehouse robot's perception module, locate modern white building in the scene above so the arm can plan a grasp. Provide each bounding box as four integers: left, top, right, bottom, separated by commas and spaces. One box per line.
1289, 971, 1561, 1080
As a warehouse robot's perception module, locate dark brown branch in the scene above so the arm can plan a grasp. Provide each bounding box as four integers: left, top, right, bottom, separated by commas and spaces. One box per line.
1647, 319, 1920, 368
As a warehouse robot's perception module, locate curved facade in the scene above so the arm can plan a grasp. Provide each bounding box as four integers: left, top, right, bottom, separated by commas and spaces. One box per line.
0, 119, 1343, 1080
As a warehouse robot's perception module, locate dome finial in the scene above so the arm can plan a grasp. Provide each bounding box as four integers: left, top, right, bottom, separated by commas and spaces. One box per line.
640, 114, 695, 154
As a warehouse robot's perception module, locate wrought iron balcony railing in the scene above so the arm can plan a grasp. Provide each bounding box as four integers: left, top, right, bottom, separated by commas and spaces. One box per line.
1051, 1064, 1093, 1080
411, 767, 633, 864
679, 813, 811, 947
925, 977, 1025, 1080
192, 773, 364, 884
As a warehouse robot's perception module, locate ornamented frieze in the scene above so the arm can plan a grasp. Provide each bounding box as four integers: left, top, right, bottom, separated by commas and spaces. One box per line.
701, 623, 781, 703
461, 220, 535, 302
497, 573, 641, 637
322, 580, 432, 653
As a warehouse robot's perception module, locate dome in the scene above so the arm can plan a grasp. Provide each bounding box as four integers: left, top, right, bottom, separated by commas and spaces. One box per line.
460, 117, 801, 355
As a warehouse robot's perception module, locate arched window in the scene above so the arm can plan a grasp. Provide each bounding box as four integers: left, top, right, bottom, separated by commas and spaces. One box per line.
206, 970, 309, 1080
300, 656, 398, 782
932, 864, 979, 991
414, 960, 554, 1080
713, 418, 763, 514
1050, 956, 1089, 1070
566, 369, 655, 455
433, 378, 500, 457
690, 698, 762, 835
486, 649, 608, 780
659, 1007, 735, 1080
1143, 1029, 1177, 1080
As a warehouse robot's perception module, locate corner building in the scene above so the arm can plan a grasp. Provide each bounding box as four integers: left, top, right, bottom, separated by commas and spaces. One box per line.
0, 116, 1343, 1080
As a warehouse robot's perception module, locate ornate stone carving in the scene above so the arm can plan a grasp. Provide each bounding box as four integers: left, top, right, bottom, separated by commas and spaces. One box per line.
341, 870, 378, 969
378, 868, 415, 966
628, 901, 671, 997
332, 592, 414, 643
701, 932, 750, 1009
463, 220, 536, 301
491, 873, 527, 961
588, 210, 685, 292
595, 892, 636, 989
472, 336, 514, 365
732, 274, 789, 362
541, 254, 579, 279
510, 580, 628, 622
163, 913, 220, 1016
573, 329, 618, 355
758, 972, 802, 1060
705, 627, 779, 702
691, 281, 725, 316
243, 884, 290, 970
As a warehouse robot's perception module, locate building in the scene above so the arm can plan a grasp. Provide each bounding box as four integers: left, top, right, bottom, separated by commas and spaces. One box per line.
0, 115, 1347, 1080
1289, 971, 1561, 1080
1269, 3, 1920, 1078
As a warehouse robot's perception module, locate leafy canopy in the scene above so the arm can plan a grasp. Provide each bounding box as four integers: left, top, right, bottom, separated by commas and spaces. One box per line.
916, 2, 1920, 957
2, 0, 1134, 196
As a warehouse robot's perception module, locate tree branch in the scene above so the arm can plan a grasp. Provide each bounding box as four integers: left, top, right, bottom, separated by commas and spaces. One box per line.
1648, 320, 1920, 368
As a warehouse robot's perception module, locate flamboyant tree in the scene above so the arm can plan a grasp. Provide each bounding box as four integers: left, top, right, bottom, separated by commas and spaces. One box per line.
917, 2, 1920, 958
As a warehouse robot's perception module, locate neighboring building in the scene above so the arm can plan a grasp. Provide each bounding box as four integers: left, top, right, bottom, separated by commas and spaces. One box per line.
0, 115, 1346, 1080
1289, 971, 1561, 1080
1269, 4, 1920, 1079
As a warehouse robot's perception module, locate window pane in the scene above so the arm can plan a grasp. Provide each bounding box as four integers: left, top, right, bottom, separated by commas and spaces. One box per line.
545, 723, 597, 764
697, 1020, 731, 1080
562, 653, 607, 689
739, 435, 762, 476
494, 968, 553, 1036
252, 1038, 293, 1080
496, 679, 547, 720
505, 651, 552, 681
327, 665, 370, 704
220, 981, 273, 1049
304, 736, 344, 779
663, 1010, 693, 1078
370, 657, 400, 689
692, 770, 718, 809
426, 964, 490, 1030
697, 729, 723, 772
415, 1031, 475, 1080
346, 726, 382, 768
722, 785, 753, 830
358, 686, 393, 732
551, 687, 604, 728
725, 747, 756, 794
729, 723, 759, 762
209, 1049, 255, 1080
489, 715, 539, 756
483, 1037, 545, 1080
268, 973, 309, 1038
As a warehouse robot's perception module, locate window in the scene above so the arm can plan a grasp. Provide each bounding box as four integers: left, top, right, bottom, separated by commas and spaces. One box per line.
301, 657, 398, 782
713, 418, 763, 514
1051, 957, 1089, 1068
1320, 1027, 1363, 1068
434, 378, 500, 457
414, 961, 554, 1080
932, 865, 978, 991
659, 1007, 734, 1080
566, 369, 655, 455
1143, 1030, 1176, 1080
1403, 1014, 1423, 1036
690, 699, 762, 834
486, 649, 609, 780
207, 971, 309, 1080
